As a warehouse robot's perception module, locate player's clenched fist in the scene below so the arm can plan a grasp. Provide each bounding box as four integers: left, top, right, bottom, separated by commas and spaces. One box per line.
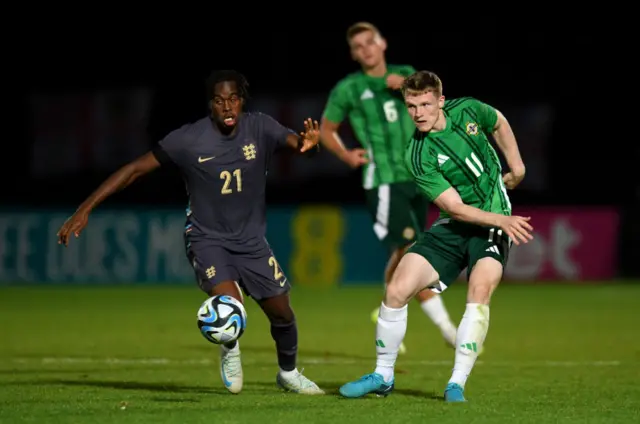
385, 74, 405, 90
497, 215, 533, 246
340, 148, 369, 169
57, 212, 89, 246
502, 169, 525, 190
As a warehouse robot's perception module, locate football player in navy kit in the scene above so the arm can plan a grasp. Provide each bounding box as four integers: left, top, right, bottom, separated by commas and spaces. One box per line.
57, 70, 324, 395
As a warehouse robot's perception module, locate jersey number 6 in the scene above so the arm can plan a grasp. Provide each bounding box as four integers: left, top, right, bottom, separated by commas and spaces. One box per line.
383, 100, 398, 123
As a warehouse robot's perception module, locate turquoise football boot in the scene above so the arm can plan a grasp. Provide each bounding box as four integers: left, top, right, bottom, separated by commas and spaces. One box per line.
444, 382, 466, 402
339, 372, 394, 398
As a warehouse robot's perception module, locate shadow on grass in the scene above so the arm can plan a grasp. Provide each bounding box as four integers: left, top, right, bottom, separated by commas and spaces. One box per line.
190, 344, 375, 360
251, 380, 442, 400
20, 379, 226, 395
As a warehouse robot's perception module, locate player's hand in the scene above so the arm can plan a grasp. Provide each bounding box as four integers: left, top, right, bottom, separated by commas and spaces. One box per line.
340, 148, 369, 168
57, 211, 89, 247
502, 168, 525, 190
497, 215, 533, 246
386, 74, 405, 90
299, 118, 320, 153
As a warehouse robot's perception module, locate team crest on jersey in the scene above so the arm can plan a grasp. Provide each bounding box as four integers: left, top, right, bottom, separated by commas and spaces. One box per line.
466, 122, 479, 136
402, 227, 415, 240
243, 144, 257, 160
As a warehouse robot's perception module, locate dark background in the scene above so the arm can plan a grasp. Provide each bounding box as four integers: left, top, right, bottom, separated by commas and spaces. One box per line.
5, 15, 637, 276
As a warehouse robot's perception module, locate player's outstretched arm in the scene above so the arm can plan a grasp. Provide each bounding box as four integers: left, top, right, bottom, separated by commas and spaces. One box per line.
492, 111, 526, 189
433, 187, 534, 245
286, 118, 322, 154
56, 152, 161, 246
319, 117, 368, 168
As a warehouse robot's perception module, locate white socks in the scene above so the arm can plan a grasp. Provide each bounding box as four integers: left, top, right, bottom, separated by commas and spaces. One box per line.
371, 301, 489, 388
374, 302, 408, 383
449, 303, 490, 388
420, 295, 458, 346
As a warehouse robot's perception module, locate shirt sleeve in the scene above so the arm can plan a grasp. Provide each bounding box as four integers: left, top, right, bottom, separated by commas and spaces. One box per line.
152, 124, 189, 166
467, 98, 499, 132
258, 113, 295, 151
404, 141, 451, 202
322, 80, 352, 123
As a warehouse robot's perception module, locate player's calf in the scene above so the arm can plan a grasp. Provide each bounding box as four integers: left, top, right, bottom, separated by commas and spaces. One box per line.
447, 257, 502, 397
371, 254, 439, 386
259, 294, 298, 373
373, 245, 414, 355
259, 293, 324, 395
466, 259, 500, 304
415, 289, 457, 349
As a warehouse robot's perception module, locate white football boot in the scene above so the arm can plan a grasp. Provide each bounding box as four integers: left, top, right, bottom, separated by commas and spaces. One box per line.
276, 368, 325, 395
220, 343, 243, 394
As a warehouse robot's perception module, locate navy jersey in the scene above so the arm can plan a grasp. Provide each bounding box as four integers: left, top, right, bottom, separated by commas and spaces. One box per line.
153, 112, 293, 253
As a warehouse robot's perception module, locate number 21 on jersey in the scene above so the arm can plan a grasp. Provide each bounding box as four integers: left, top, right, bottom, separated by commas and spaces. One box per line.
220, 169, 242, 194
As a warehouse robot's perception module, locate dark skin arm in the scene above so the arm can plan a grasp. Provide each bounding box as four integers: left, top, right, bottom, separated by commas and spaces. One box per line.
285, 118, 321, 153
58, 118, 320, 246
57, 152, 161, 246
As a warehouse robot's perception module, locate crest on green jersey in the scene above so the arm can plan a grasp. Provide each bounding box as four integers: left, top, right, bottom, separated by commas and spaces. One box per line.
466, 122, 479, 136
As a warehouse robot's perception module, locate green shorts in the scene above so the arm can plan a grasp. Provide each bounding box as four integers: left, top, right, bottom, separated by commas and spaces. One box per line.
407, 219, 512, 292
364, 182, 430, 252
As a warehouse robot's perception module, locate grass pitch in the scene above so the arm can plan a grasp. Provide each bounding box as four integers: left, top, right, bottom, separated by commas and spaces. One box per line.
1, 283, 639, 423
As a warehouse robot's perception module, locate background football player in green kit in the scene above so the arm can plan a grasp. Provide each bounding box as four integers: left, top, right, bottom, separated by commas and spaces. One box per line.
319, 22, 457, 354
339, 70, 533, 402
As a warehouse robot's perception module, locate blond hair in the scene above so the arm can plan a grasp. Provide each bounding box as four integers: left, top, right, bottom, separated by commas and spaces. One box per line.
346, 22, 381, 43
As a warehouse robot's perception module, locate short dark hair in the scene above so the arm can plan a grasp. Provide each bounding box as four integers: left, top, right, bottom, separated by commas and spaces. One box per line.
205, 70, 250, 100
402, 70, 443, 97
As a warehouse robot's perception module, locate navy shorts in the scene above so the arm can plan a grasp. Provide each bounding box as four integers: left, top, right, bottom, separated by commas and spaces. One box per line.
186, 240, 290, 301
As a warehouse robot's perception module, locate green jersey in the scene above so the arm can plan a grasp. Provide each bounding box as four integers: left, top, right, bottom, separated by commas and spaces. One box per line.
404, 97, 512, 220
323, 65, 416, 189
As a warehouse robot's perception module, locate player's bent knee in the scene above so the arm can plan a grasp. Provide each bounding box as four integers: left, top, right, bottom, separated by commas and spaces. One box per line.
385, 253, 439, 308
209, 280, 244, 304
258, 293, 295, 324
468, 257, 503, 304
385, 281, 413, 308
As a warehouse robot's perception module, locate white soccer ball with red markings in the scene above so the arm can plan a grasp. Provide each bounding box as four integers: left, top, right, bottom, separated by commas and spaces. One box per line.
197, 295, 247, 344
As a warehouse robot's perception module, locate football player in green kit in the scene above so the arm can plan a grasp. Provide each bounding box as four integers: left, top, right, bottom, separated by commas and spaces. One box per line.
339, 70, 533, 402
320, 23, 457, 355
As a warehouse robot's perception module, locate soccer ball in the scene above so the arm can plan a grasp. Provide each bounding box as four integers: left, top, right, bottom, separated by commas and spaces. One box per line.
197, 295, 247, 344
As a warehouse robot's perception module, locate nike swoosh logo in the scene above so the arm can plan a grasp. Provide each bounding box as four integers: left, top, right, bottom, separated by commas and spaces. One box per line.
221, 366, 232, 387
198, 156, 215, 163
